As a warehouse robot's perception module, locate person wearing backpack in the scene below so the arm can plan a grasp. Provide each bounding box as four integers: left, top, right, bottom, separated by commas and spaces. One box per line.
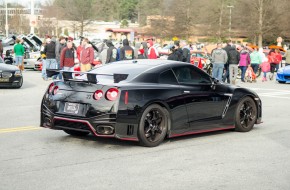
228, 45, 240, 85
211, 43, 228, 82
239, 46, 251, 82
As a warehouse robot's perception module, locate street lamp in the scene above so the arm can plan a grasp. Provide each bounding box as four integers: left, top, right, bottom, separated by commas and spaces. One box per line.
5, 0, 8, 37
227, 5, 234, 39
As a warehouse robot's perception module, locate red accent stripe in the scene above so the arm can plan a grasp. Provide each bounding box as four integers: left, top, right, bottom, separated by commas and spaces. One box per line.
118, 137, 139, 142
124, 91, 128, 105
169, 126, 235, 138
53, 117, 115, 138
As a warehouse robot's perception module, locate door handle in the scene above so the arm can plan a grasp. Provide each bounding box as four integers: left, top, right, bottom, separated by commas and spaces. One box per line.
183, 91, 190, 93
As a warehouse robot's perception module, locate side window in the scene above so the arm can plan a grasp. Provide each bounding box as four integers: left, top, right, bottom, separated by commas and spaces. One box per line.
173, 66, 211, 84
159, 70, 178, 84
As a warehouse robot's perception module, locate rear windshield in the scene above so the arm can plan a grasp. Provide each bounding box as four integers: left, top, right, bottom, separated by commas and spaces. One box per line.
79, 63, 153, 84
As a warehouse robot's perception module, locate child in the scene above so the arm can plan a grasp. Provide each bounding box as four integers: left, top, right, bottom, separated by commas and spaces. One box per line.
245, 66, 257, 82
260, 59, 270, 82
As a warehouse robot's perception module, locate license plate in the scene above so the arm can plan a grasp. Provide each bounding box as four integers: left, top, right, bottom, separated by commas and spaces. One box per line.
0, 78, 9, 82
64, 102, 80, 114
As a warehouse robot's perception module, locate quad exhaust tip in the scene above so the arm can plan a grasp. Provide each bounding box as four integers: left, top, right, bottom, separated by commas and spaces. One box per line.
96, 125, 115, 135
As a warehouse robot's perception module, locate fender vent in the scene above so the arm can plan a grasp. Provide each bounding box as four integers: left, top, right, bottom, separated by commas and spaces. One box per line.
127, 125, 134, 136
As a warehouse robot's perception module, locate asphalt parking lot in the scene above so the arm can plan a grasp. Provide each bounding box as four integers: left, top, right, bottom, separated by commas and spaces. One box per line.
0, 70, 290, 190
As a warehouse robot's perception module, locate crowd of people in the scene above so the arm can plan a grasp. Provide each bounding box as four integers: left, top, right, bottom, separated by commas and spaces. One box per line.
4, 35, 289, 84
40, 36, 170, 80
211, 40, 286, 85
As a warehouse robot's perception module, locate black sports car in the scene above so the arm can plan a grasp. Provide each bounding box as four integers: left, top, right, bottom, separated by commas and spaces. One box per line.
0, 57, 23, 88
41, 60, 262, 147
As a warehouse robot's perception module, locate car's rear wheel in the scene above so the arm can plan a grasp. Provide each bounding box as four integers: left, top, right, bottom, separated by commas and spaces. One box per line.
235, 97, 257, 132
63, 129, 90, 136
278, 81, 286, 84
138, 104, 168, 147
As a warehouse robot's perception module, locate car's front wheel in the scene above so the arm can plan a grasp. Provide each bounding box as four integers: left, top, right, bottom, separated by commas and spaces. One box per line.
278, 81, 286, 84
15, 77, 23, 89
63, 129, 90, 136
235, 97, 257, 132
138, 104, 169, 147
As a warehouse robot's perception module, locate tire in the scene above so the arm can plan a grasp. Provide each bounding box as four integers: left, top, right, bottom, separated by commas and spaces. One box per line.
63, 129, 90, 136
138, 104, 169, 147
15, 77, 23, 89
278, 81, 286, 84
235, 97, 257, 132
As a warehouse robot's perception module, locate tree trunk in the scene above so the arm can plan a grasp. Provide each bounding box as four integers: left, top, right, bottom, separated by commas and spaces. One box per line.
258, 0, 263, 47
218, 0, 224, 41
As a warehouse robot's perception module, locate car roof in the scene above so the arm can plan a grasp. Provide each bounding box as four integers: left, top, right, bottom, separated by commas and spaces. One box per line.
112, 59, 180, 66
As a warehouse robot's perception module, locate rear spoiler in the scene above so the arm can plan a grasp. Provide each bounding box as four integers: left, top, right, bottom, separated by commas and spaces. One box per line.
46, 69, 128, 84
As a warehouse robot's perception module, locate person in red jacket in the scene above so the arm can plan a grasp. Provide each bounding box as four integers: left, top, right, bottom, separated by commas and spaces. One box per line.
269, 49, 282, 80
147, 39, 159, 59
80, 38, 94, 72
60, 38, 75, 74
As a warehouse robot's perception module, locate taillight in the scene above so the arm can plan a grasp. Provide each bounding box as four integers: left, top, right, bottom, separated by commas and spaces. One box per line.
48, 83, 54, 94
53, 86, 59, 95
124, 91, 128, 105
93, 90, 103, 100
106, 88, 119, 101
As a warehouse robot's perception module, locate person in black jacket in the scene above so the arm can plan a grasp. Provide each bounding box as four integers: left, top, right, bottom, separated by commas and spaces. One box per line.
106, 40, 117, 63
43, 37, 57, 80
167, 41, 183, 61
222, 40, 232, 83
180, 40, 191, 63
120, 39, 134, 60
228, 45, 240, 85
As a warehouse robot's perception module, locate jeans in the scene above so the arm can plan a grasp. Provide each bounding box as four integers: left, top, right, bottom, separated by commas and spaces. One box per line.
212, 63, 224, 82
270, 63, 279, 73
229, 64, 238, 84
42, 59, 57, 79
63, 66, 75, 78
14, 56, 23, 66
222, 64, 230, 83
251, 64, 259, 74
240, 66, 247, 81
53, 60, 62, 80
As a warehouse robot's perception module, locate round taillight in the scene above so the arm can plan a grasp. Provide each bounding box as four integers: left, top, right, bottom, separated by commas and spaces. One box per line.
48, 83, 54, 94
53, 86, 59, 95
106, 88, 119, 101
93, 90, 103, 100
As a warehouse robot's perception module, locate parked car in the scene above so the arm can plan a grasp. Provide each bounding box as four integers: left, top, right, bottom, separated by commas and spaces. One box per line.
276, 65, 290, 83
41, 60, 262, 147
0, 57, 23, 88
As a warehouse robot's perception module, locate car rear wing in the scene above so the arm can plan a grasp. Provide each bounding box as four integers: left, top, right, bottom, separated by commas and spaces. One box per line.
46, 69, 128, 84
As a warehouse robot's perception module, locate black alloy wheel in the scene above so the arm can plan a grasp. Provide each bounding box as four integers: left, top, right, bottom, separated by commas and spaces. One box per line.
235, 97, 257, 132
278, 81, 286, 84
63, 129, 90, 136
138, 104, 169, 147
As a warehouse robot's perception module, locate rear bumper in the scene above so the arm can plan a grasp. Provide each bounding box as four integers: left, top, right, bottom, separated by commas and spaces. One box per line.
40, 104, 139, 141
